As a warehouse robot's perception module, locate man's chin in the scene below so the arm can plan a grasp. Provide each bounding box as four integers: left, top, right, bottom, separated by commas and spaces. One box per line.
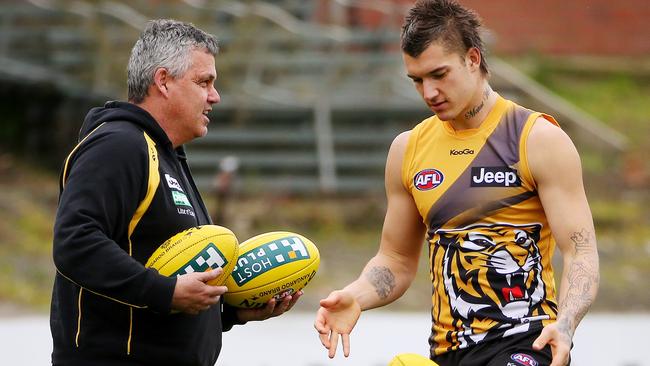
197, 125, 209, 138
432, 110, 453, 121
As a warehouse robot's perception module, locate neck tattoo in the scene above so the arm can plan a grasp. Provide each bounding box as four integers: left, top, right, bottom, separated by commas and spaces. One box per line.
464, 87, 491, 120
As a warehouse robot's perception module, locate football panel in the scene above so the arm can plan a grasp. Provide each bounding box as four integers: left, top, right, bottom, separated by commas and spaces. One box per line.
151, 232, 237, 275
146, 225, 239, 286
146, 225, 234, 268
228, 232, 319, 289
224, 258, 319, 308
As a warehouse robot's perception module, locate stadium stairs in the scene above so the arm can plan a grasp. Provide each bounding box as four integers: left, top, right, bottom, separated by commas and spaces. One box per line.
0, 0, 626, 194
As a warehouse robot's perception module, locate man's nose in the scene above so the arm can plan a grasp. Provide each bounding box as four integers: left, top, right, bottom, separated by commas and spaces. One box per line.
208, 85, 221, 104
422, 79, 439, 101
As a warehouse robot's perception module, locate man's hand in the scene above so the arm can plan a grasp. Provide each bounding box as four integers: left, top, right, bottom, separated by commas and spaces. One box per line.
236, 290, 303, 322
171, 269, 228, 315
314, 290, 361, 359
533, 321, 572, 366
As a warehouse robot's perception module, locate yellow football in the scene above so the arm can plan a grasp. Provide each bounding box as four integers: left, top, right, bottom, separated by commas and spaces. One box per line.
388, 353, 439, 366
223, 231, 320, 308
145, 225, 239, 286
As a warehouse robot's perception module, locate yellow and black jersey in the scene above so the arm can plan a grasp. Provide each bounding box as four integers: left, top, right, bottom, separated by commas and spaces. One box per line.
402, 96, 560, 356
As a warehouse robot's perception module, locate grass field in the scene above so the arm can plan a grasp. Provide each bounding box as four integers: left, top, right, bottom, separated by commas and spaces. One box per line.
0, 158, 58, 310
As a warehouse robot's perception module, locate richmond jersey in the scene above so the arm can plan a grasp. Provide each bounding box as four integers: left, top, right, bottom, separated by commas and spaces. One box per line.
401, 96, 560, 356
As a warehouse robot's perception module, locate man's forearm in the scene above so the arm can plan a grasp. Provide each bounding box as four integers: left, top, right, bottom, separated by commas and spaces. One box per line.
365, 265, 396, 300
556, 228, 600, 337
343, 255, 416, 311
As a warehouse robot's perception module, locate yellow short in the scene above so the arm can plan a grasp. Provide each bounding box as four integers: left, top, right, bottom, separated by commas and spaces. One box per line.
388, 353, 439, 366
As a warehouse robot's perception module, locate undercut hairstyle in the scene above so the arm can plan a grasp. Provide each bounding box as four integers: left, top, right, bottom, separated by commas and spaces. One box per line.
127, 19, 219, 103
401, 0, 489, 75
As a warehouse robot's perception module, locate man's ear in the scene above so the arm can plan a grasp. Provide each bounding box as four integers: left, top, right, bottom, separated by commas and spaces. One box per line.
466, 47, 481, 72
153, 67, 170, 97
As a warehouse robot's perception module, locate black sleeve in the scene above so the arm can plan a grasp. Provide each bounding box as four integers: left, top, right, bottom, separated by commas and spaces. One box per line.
221, 302, 247, 332
53, 127, 176, 313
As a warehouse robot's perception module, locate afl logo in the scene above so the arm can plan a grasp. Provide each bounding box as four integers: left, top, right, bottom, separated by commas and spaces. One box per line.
414, 169, 444, 191
510, 353, 538, 366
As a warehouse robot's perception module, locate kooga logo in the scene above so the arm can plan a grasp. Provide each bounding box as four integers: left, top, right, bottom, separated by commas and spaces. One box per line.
450, 148, 474, 156
471, 166, 521, 187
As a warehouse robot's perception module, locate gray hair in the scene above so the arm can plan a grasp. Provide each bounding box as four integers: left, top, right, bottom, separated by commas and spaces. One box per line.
127, 19, 219, 103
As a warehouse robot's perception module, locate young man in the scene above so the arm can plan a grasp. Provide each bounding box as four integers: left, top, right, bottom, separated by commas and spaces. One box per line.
314, 1, 599, 365
51, 19, 300, 366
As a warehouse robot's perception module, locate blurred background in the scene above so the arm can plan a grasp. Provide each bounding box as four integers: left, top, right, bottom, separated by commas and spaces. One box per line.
0, 0, 648, 363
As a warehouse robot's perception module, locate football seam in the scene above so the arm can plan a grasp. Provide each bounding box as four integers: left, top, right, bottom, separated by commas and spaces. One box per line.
153, 232, 235, 270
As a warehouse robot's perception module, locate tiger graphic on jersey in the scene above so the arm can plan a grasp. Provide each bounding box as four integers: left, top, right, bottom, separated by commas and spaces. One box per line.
435, 222, 549, 348
404, 96, 560, 355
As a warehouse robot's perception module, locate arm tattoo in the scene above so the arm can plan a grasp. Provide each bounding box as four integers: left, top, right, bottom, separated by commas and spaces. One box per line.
365, 266, 396, 299
564, 259, 598, 319
559, 229, 599, 337
555, 317, 573, 343
570, 228, 595, 254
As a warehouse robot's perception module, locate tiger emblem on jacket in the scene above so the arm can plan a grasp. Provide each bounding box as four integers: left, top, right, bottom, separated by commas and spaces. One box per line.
435, 223, 550, 347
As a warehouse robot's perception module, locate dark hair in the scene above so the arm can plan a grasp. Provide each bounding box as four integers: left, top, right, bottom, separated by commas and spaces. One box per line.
401, 0, 489, 75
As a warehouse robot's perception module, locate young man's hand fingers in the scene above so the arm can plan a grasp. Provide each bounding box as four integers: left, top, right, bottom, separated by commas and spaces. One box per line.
328, 331, 339, 358
342, 333, 351, 357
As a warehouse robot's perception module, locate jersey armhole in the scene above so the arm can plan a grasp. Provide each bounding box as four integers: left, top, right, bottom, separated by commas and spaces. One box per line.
519, 113, 559, 189
401, 126, 420, 191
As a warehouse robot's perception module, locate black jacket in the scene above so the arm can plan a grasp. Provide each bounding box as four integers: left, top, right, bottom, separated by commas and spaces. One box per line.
51, 101, 238, 366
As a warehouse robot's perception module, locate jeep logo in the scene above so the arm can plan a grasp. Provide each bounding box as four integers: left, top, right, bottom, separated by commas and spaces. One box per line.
450, 148, 474, 155
471, 167, 521, 187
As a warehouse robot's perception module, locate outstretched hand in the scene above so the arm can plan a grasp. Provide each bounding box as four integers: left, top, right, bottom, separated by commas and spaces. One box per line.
314, 290, 361, 358
171, 269, 228, 315
236, 290, 303, 322
533, 321, 572, 366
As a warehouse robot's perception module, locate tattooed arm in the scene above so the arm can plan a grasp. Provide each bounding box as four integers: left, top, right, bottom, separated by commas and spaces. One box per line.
528, 118, 600, 366
314, 131, 426, 358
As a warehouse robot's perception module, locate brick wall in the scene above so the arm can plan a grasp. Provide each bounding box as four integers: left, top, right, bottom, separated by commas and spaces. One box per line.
461, 0, 650, 56
329, 0, 650, 56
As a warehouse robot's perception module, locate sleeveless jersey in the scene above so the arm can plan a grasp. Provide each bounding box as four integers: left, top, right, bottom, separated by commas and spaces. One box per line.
401, 96, 560, 356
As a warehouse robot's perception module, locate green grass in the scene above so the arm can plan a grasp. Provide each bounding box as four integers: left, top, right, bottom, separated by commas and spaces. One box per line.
512, 56, 650, 150
0, 160, 58, 311
547, 75, 648, 146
